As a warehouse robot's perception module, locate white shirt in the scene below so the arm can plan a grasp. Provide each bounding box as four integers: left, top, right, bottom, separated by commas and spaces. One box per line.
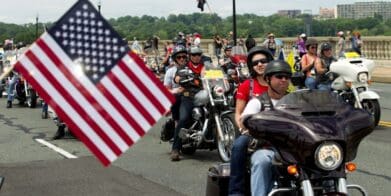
241, 97, 279, 118
163, 66, 179, 89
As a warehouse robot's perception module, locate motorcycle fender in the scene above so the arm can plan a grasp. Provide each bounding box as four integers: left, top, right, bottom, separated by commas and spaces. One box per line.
220, 110, 234, 117
358, 90, 380, 102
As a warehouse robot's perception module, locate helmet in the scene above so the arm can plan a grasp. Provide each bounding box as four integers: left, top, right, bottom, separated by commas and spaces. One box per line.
189, 46, 203, 55
300, 33, 306, 38
263, 60, 292, 80
224, 45, 233, 52
171, 45, 188, 62
337, 31, 344, 36
305, 38, 318, 49
320, 42, 332, 52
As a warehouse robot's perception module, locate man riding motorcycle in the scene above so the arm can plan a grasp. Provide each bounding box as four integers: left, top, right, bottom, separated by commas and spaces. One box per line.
241, 60, 292, 196
316, 42, 337, 91
171, 46, 205, 161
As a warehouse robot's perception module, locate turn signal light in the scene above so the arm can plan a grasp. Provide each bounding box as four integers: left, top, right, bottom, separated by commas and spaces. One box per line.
367, 80, 373, 85
287, 165, 298, 176
346, 162, 357, 172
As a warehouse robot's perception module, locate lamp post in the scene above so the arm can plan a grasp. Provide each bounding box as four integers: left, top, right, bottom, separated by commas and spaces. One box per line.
232, 0, 237, 46
97, 0, 101, 13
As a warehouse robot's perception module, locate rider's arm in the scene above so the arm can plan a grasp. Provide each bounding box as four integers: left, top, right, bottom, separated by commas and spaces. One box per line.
235, 99, 247, 131
301, 54, 312, 72
314, 58, 327, 74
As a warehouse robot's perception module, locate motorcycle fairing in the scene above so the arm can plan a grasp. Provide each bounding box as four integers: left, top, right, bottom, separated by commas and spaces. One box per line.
244, 91, 374, 165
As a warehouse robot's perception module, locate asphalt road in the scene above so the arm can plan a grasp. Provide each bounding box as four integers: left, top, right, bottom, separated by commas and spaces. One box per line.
0, 82, 390, 196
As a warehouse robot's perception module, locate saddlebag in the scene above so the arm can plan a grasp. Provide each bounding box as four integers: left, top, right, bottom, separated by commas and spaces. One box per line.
160, 118, 175, 142
206, 163, 230, 196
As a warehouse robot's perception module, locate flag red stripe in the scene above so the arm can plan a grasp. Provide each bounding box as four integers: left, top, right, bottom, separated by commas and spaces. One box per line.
37, 39, 134, 147
117, 60, 166, 114
105, 71, 155, 125
15, 62, 111, 166
96, 82, 147, 137
25, 49, 123, 156
128, 52, 175, 104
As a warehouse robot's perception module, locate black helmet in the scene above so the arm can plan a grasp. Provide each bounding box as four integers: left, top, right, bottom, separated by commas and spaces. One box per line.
320, 42, 332, 51
263, 60, 292, 80
305, 38, 318, 49
246, 46, 274, 77
224, 45, 233, 52
171, 45, 188, 62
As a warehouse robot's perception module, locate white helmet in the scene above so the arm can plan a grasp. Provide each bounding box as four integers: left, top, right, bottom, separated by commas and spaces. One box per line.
300, 33, 306, 38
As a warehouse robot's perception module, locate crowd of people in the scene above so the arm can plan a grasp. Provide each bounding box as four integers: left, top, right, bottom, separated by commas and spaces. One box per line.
1, 29, 367, 195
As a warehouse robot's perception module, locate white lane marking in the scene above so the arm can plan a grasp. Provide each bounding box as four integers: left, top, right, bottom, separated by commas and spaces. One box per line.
35, 138, 78, 159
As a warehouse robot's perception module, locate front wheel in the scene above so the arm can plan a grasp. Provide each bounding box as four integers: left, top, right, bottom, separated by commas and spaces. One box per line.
217, 113, 239, 162
27, 89, 37, 108
362, 99, 381, 127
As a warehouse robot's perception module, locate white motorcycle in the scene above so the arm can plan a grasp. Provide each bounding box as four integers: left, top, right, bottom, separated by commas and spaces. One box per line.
329, 52, 380, 126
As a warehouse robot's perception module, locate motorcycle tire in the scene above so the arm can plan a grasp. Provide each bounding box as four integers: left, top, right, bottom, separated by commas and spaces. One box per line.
217, 113, 239, 163
27, 89, 37, 108
362, 99, 381, 127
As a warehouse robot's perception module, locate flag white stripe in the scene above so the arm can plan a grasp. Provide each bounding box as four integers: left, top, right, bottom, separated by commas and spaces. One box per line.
123, 55, 172, 109
31, 43, 129, 152
42, 34, 142, 142
100, 76, 151, 131
19, 53, 116, 162
111, 66, 161, 120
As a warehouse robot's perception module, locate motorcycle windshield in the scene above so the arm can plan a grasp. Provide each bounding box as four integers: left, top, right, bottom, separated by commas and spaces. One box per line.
194, 68, 227, 106
244, 90, 374, 164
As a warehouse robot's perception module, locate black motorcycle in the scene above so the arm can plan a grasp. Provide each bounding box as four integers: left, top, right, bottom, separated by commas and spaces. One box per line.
206, 90, 373, 196
161, 66, 239, 162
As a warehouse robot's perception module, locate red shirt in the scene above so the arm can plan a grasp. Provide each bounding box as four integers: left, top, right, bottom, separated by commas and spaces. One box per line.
188, 61, 204, 75
236, 79, 268, 102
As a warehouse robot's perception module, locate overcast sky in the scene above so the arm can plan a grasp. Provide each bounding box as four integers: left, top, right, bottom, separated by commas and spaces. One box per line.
0, 0, 367, 25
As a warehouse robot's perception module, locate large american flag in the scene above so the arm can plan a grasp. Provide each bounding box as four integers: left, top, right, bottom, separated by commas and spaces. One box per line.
14, 0, 174, 166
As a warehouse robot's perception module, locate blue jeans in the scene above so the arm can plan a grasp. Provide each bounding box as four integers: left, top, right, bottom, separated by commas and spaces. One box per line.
172, 96, 194, 151
251, 149, 275, 196
228, 134, 251, 195
7, 75, 18, 101
305, 76, 317, 90
317, 82, 331, 91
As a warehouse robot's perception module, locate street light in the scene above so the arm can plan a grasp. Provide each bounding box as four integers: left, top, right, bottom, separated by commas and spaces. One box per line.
232, 0, 237, 46
36, 14, 39, 40
97, 0, 101, 13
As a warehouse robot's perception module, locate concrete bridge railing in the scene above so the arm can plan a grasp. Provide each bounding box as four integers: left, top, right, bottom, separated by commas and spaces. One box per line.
134, 36, 391, 61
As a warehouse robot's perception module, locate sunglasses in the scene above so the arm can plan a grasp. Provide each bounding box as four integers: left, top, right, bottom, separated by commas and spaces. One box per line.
273, 73, 291, 80
176, 55, 187, 59
310, 45, 318, 49
251, 59, 269, 66
191, 53, 202, 56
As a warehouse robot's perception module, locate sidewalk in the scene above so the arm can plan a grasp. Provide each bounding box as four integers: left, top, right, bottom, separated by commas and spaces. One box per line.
372, 60, 391, 83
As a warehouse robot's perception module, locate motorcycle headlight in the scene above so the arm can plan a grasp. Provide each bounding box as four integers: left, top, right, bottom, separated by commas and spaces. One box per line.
357, 72, 368, 83
213, 86, 224, 97
315, 142, 343, 170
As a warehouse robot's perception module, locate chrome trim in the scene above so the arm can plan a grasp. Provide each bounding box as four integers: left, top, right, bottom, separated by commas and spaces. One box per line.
347, 184, 368, 196
301, 180, 314, 196
268, 188, 294, 196
337, 178, 348, 194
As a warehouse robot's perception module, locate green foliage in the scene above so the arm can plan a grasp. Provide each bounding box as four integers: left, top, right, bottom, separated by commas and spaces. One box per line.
0, 13, 390, 44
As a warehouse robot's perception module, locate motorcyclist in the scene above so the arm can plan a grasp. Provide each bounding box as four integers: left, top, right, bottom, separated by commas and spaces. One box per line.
219, 45, 235, 75
171, 46, 205, 161
316, 42, 337, 91
6, 70, 18, 108
241, 60, 292, 196
228, 46, 273, 195
163, 45, 188, 136
300, 38, 322, 90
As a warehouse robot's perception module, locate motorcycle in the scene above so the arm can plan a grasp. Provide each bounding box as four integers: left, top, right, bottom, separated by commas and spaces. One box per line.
328, 51, 380, 126
2, 50, 37, 108
161, 66, 239, 162
206, 90, 374, 196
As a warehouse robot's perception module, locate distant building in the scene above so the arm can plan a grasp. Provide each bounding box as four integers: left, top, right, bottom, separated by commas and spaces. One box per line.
337, 1, 391, 20
277, 10, 301, 18
319, 7, 335, 19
